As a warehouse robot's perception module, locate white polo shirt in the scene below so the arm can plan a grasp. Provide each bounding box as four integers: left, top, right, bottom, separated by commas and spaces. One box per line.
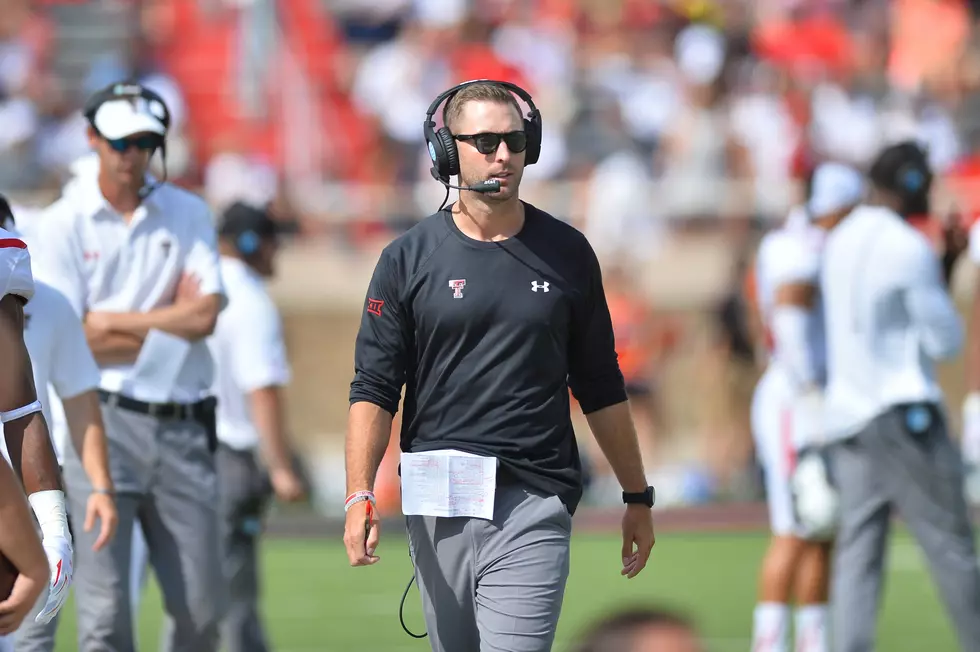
207, 257, 291, 451
33, 173, 226, 403
23, 281, 101, 463
821, 204, 963, 441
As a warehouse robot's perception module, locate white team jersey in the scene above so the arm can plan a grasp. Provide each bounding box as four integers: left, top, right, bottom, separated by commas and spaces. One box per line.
754, 221, 827, 385
0, 226, 34, 303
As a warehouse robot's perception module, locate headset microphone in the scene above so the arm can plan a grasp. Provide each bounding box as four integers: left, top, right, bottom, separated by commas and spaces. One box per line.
436, 177, 501, 194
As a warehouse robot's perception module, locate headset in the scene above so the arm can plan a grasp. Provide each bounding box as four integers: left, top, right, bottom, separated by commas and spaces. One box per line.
235, 230, 261, 257
423, 79, 542, 200
83, 81, 172, 200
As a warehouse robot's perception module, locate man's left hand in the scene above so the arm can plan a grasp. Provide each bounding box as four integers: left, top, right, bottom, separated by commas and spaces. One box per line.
34, 535, 73, 624
620, 504, 655, 579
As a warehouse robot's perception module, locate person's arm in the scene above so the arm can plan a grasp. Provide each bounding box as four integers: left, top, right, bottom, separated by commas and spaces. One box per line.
0, 294, 63, 497
61, 391, 116, 551
250, 388, 295, 474
568, 242, 646, 493
344, 250, 410, 566
770, 270, 820, 388
0, 460, 47, 575
0, 457, 49, 635
346, 251, 410, 496
50, 285, 112, 494
226, 295, 302, 499
345, 402, 395, 497
61, 392, 112, 493
83, 326, 143, 366
902, 235, 964, 361
101, 291, 222, 342
91, 205, 226, 343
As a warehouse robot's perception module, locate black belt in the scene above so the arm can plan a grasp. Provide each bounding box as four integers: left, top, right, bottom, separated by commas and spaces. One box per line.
98, 390, 215, 421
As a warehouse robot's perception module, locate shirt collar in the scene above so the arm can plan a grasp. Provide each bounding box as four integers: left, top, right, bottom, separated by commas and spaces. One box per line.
73, 172, 163, 222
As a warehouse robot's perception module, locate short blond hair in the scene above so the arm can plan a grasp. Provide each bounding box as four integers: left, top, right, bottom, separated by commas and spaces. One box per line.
443, 82, 522, 133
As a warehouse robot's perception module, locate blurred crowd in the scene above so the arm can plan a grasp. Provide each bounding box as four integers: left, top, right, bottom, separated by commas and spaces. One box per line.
8, 0, 980, 506
1, 0, 979, 244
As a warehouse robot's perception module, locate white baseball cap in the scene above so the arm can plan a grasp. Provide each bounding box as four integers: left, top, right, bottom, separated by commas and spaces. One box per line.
807, 162, 865, 219
86, 83, 169, 141
92, 96, 167, 140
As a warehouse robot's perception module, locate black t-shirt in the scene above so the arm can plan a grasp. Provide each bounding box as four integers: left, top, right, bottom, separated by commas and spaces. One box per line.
349, 201, 627, 514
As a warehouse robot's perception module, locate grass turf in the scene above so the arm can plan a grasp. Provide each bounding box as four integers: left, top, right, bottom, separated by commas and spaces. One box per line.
49, 530, 955, 651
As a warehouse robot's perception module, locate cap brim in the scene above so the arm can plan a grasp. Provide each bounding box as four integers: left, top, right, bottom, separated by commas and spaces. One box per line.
93, 101, 166, 140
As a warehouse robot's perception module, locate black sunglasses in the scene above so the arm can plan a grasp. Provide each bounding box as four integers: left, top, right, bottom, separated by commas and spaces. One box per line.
454, 131, 527, 155
105, 134, 161, 153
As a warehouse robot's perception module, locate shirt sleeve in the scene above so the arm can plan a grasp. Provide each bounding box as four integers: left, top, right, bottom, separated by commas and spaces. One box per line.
227, 296, 292, 392
567, 240, 628, 414
898, 233, 963, 360
33, 215, 86, 316
49, 289, 100, 400
183, 203, 227, 310
349, 250, 410, 415
0, 242, 34, 303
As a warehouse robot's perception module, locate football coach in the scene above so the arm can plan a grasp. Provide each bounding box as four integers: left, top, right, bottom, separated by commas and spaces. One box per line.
342, 79, 657, 652
820, 141, 980, 652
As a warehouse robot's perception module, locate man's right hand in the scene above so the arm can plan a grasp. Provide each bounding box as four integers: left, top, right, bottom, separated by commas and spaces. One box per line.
343, 498, 380, 567
34, 535, 72, 624
270, 467, 305, 503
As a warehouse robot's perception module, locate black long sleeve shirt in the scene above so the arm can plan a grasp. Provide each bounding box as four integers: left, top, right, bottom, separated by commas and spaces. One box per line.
349, 202, 627, 514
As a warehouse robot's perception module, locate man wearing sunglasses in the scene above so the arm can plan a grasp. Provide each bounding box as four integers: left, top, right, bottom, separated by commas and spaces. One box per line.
31, 81, 228, 652
345, 80, 655, 652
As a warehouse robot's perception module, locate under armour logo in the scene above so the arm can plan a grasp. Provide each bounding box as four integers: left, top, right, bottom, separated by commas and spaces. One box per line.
449, 279, 466, 299
531, 281, 550, 293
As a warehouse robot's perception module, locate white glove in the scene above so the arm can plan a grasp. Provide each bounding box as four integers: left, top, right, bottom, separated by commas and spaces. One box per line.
791, 448, 839, 541
962, 393, 980, 466
27, 491, 73, 624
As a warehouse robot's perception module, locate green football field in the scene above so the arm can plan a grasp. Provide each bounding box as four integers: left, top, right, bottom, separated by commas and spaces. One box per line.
48, 530, 957, 651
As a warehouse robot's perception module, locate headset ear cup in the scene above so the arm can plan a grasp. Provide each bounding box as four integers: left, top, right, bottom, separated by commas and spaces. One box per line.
523, 115, 541, 166
237, 231, 260, 257
435, 128, 459, 177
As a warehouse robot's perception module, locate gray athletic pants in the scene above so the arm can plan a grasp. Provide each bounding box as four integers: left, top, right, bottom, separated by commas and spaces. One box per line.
39, 397, 226, 652
406, 482, 572, 652
830, 402, 980, 652
214, 443, 273, 652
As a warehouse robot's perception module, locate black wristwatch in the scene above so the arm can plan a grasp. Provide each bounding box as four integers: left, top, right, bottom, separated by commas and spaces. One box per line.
623, 486, 656, 508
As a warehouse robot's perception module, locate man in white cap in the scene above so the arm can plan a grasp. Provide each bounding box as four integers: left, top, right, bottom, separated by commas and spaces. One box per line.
750, 162, 865, 652
33, 80, 228, 652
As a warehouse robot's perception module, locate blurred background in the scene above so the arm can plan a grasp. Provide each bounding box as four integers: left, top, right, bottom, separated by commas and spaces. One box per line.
6, 0, 980, 519
12, 0, 980, 649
